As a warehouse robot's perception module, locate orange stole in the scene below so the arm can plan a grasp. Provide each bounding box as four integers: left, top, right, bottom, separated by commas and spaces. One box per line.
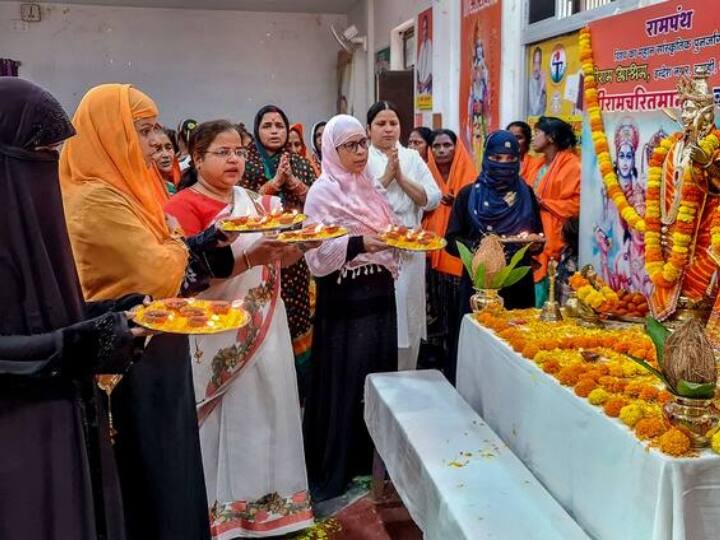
520, 153, 543, 185
422, 142, 478, 277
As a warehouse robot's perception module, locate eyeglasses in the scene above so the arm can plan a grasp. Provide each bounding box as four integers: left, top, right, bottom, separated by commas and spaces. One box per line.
206, 148, 248, 160
336, 138, 369, 153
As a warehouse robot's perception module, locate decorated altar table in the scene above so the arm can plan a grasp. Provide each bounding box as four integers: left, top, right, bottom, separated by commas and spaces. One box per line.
457, 314, 720, 540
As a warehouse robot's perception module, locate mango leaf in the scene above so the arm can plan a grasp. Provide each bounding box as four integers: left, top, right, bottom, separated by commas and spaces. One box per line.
645, 317, 670, 370
474, 262, 487, 289
676, 379, 716, 399
626, 354, 674, 391
491, 265, 512, 289
456, 241, 475, 279
502, 266, 531, 288
507, 244, 531, 272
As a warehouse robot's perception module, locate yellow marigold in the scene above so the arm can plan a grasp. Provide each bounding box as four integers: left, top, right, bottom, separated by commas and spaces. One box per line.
634, 417, 667, 440
588, 388, 609, 405
534, 350, 551, 364
619, 403, 644, 427
622, 362, 639, 378
604, 397, 628, 417
659, 428, 691, 457
712, 431, 720, 454
608, 363, 625, 378
574, 378, 598, 397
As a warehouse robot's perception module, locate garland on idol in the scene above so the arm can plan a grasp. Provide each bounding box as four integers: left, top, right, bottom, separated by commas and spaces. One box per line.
579, 27, 720, 288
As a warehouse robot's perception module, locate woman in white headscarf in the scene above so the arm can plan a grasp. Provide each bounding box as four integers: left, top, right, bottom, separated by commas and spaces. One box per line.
366, 101, 441, 371
302, 114, 398, 502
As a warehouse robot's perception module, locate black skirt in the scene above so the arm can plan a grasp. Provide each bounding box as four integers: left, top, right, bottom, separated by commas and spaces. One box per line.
303, 265, 397, 502
111, 335, 210, 540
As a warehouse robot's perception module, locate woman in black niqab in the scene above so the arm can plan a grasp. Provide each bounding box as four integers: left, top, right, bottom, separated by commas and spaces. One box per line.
0, 77, 142, 540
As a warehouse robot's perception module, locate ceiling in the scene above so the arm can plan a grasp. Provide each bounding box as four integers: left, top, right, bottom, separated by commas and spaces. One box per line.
15, 0, 357, 13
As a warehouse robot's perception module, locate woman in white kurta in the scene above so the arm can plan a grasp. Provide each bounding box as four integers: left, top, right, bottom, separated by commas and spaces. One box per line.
164, 120, 313, 539
366, 101, 441, 370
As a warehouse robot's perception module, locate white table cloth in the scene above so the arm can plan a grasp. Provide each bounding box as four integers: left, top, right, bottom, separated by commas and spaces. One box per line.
457, 315, 720, 540
365, 370, 590, 540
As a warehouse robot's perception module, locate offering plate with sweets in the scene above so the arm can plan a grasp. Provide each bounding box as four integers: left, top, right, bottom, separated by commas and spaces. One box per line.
132, 298, 249, 335
277, 223, 349, 243
380, 226, 447, 252
218, 208, 305, 233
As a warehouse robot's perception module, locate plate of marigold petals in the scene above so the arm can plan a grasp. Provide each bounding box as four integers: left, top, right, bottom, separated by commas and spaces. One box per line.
379, 226, 447, 252
218, 209, 306, 233
131, 298, 249, 335
277, 224, 349, 243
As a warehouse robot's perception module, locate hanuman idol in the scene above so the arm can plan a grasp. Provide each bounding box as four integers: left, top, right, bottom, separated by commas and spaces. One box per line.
646, 66, 720, 341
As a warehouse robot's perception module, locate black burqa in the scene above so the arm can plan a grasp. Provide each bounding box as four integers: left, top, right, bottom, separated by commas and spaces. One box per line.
0, 77, 131, 540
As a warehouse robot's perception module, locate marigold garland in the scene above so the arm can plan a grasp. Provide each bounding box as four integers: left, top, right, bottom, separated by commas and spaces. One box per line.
579, 27, 646, 233
644, 130, 720, 287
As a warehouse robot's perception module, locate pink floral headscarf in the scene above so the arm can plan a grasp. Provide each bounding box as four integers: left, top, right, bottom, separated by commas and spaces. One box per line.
304, 114, 397, 277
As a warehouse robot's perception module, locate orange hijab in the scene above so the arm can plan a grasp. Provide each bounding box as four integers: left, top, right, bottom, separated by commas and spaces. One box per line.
289, 123, 310, 160
422, 140, 478, 276
60, 84, 171, 241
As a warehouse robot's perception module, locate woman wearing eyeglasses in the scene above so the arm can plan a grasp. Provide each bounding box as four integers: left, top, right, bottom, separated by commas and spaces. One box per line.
165, 120, 314, 538
302, 115, 398, 502
366, 101, 440, 371
241, 105, 317, 401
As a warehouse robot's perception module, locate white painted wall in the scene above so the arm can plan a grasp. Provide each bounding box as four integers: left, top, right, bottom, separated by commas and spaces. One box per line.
0, 2, 346, 132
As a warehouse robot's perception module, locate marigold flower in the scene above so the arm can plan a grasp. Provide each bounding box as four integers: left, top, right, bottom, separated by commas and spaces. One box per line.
587, 388, 609, 405
522, 344, 540, 359
556, 366, 581, 386
574, 378, 598, 397
542, 359, 561, 374
634, 417, 666, 440
604, 397, 628, 417
619, 403, 644, 427
639, 385, 659, 402
659, 428, 691, 457
657, 390, 672, 405
712, 431, 720, 454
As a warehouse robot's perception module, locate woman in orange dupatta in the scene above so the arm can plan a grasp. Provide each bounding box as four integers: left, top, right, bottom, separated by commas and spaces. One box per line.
422, 129, 477, 377
507, 120, 543, 182
152, 128, 182, 194
60, 84, 238, 540
526, 116, 581, 307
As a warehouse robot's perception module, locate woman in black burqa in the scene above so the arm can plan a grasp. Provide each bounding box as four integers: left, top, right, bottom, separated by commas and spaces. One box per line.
0, 77, 144, 540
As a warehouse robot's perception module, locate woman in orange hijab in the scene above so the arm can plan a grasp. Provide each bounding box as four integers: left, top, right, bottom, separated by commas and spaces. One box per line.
422, 128, 477, 375
526, 116, 581, 307
60, 84, 237, 540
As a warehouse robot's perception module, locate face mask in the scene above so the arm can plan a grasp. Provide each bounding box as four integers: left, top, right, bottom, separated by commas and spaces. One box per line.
486, 159, 519, 181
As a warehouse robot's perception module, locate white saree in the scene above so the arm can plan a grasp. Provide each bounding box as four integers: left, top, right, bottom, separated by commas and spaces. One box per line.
191, 188, 312, 539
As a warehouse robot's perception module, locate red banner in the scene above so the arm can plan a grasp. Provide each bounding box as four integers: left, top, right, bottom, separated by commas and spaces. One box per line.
589, 0, 720, 112
459, 0, 502, 168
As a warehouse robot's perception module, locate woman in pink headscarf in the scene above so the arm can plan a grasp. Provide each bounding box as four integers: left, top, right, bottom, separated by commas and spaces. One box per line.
302, 114, 398, 501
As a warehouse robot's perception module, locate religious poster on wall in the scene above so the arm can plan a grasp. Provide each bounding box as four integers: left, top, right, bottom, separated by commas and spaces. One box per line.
526, 31, 582, 120
459, 0, 502, 169
579, 0, 720, 298
415, 7, 433, 111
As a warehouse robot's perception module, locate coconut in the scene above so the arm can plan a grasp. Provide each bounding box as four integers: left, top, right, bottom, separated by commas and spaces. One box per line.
662, 319, 717, 390
472, 235, 507, 288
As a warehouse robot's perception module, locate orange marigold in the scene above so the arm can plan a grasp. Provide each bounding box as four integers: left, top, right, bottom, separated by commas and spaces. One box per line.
634, 417, 667, 440
522, 344, 540, 359
639, 385, 659, 402
659, 428, 691, 457
556, 366, 581, 386
543, 359, 561, 374
657, 390, 672, 405
594, 364, 610, 376
604, 397, 628, 417
625, 381, 644, 398
574, 378, 598, 397
608, 364, 625, 378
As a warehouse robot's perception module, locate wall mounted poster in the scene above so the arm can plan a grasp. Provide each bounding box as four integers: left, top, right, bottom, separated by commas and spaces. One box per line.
526, 31, 582, 120
459, 0, 502, 169
415, 7, 433, 111
580, 0, 720, 295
